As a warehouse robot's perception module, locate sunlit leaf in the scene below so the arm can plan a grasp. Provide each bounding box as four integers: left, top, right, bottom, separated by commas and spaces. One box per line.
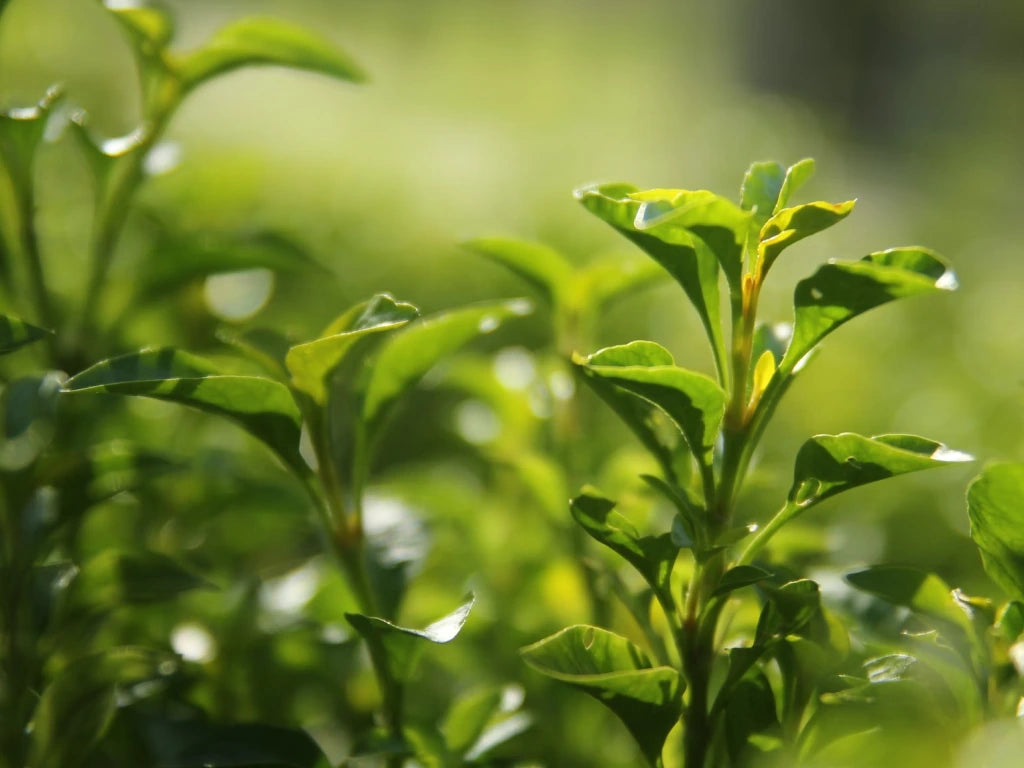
175, 16, 367, 91
286, 295, 418, 404
846, 566, 973, 636
775, 158, 815, 213
782, 247, 955, 374
62, 348, 306, 473
758, 200, 856, 274
30, 647, 177, 768
570, 489, 678, 603
520, 625, 682, 766
345, 595, 474, 684
788, 433, 972, 508
967, 463, 1024, 602
104, 2, 173, 55
740, 161, 786, 226
464, 237, 573, 308
361, 300, 531, 441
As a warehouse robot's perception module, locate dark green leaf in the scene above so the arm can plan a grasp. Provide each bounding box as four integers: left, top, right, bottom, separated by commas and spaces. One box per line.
997, 601, 1024, 642
570, 489, 678, 603
0, 313, 52, 354
640, 473, 704, 551
968, 463, 1024, 602
0, 371, 62, 471
463, 237, 573, 308
756, 579, 822, 644
361, 300, 531, 441
724, 670, 779, 765
582, 343, 725, 466
62, 348, 306, 473
788, 433, 972, 508
174, 16, 367, 91
30, 647, 177, 768
73, 550, 209, 607
286, 295, 418, 403
345, 595, 474, 683
758, 200, 856, 274
0, 86, 62, 193
520, 625, 683, 766
846, 566, 973, 635
782, 247, 956, 374
712, 565, 772, 598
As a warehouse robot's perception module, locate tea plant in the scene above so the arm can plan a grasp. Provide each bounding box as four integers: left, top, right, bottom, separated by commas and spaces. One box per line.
518, 160, 971, 767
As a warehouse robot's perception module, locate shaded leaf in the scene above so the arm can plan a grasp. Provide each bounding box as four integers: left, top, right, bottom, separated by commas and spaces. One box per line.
0, 313, 52, 354
570, 489, 678, 602
756, 579, 823, 644
782, 247, 956, 373
759, 200, 856, 274
846, 565, 973, 636
712, 565, 772, 598
175, 16, 367, 91
582, 255, 667, 310
967, 463, 1024, 602
464, 237, 573, 308
72, 550, 209, 607
0, 371, 62, 471
361, 299, 531, 441
0, 86, 62, 193
521, 625, 682, 766
219, 327, 292, 380
345, 595, 474, 683
62, 348, 306, 473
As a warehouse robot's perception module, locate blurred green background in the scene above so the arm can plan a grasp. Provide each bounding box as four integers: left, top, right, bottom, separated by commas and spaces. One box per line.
2, 0, 1023, 765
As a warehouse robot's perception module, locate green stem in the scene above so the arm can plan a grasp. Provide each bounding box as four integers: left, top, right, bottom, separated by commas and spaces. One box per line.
737, 500, 801, 566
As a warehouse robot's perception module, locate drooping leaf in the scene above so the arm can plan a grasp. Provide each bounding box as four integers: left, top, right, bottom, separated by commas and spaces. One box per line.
62, 348, 306, 473
712, 565, 773, 598
30, 647, 178, 768
72, 550, 209, 608
570, 489, 678, 603
361, 299, 531, 441
285, 295, 418, 404
464, 237, 574, 308
782, 247, 956, 374
846, 566, 973, 636
521, 625, 682, 766
174, 16, 367, 91
967, 463, 1024, 602
575, 183, 728, 374
345, 595, 474, 684
0, 313, 52, 354
788, 433, 972, 508
758, 200, 856, 274
582, 343, 726, 466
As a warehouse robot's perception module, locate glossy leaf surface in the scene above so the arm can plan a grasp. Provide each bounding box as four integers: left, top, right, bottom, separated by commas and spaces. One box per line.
63, 348, 305, 473
521, 625, 682, 766
967, 463, 1024, 602
782, 248, 955, 373
175, 16, 366, 90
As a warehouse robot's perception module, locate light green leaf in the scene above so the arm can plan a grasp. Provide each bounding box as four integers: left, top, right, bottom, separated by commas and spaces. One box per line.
582, 255, 667, 310
441, 688, 502, 756
967, 463, 1024, 602
62, 348, 306, 473
582, 345, 726, 466
0, 314, 50, 354
174, 16, 367, 91
218, 327, 292, 380
740, 161, 786, 225
846, 566, 973, 636
464, 237, 574, 308
361, 299, 531, 441
570, 489, 678, 604
104, 2, 173, 54
345, 595, 474, 684
789, 433, 972, 508
775, 158, 815, 213
782, 247, 955, 374
30, 647, 178, 768
575, 183, 727, 376
520, 625, 682, 767
758, 200, 856, 274
0, 86, 62, 193
286, 295, 418, 404
712, 565, 773, 598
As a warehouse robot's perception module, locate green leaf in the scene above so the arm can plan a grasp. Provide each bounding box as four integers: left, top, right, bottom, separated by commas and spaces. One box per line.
62, 348, 306, 473
521, 625, 682, 766
30, 647, 178, 768
104, 2, 174, 54
758, 200, 856, 275
581, 343, 726, 466
968, 463, 1024, 602
570, 489, 678, 604
345, 595, 474, 684
285, 295, 418, 403
0, 86, 62, 194
782, 247, 956, 374
846, 566, 973, 636
723, 670, 779, 765
0, 371, 62, 471
72, 550, 209, 607
712, 565, 773, 598
361, 299, 531, 441
0, 313, 52, 354
582, 255, 667, 310
463, 237, 574, 308
788, 433, 972, 508
775, 158, 815, 213
740, 161, 786, 225
441, 688, 502, 756
219, 327, 292, 380
575, 183, 728, 375
174, 16, 367, 91
755, 579, 823, 644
